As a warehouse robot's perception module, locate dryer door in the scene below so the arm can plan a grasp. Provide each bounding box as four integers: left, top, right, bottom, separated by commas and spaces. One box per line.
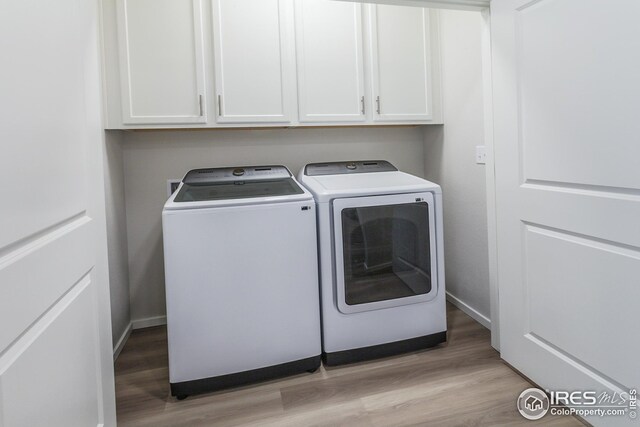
332, 192, 438, 314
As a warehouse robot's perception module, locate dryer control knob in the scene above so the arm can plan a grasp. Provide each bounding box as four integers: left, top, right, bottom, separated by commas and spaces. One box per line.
232, 168, 245, 176
346, 162, 357, 170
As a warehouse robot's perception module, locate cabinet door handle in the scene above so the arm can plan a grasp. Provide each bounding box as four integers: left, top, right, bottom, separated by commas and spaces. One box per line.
360, 96, 365, 115
376, 96, 381, 114
217, 94, 222, 117
198, 95, 204, 116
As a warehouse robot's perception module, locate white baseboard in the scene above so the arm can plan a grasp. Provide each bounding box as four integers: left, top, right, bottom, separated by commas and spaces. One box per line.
446, 291, 491, 330
132, 315, 167, 330
113, 322, 132, 361
112, 315, 166, 361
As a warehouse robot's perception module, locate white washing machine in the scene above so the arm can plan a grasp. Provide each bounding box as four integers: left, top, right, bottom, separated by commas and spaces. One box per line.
162, 165, 321, 398
299, 160, 446, 365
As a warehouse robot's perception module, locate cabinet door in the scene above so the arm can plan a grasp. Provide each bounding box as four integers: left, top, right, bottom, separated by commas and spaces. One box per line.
294, 0, 365, 123
369, 5, 432, 122
212, 0, 295, 123
117, 0, 207, 124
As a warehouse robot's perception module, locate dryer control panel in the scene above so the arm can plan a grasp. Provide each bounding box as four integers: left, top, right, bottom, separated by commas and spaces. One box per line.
304, 160, 397, 176
183, 165, 291, 184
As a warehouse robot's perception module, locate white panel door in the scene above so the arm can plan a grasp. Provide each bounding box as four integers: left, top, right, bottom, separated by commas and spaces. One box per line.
0, 0, 115, 426
212, 0, 296, 123
492, 0, 640, 425
369, 5, 432, 122
117, 0, 207, 124
294, 0, 366, 122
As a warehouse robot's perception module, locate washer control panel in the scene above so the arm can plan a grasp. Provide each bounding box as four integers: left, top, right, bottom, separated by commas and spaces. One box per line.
304, 160, 397, 176
183, 165, 291, 184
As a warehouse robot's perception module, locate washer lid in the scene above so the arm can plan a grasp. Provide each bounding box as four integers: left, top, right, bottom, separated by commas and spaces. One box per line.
304, 160, 397, 176
183, 165, 292, 185
165, 165, 312, 210
298, 161, 441, 203
175, 178, 304, 203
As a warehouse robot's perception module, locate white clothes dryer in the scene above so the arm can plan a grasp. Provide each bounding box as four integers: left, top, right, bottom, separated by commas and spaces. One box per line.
162, 165, 321, 398
298, 161, 446, 365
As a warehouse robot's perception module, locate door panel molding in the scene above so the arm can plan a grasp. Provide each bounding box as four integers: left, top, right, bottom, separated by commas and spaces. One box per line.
0, 212, 87, 258
523, 180, 640, 199
524, 333, 630, 394
522, 223, 639, 387
518, 186, 640, 248
0, 275, 103, 427
0, 216, 93, 352
515, 0, 640, 190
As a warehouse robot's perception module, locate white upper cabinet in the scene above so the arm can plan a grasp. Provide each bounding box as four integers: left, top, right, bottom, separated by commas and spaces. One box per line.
369, 5, 433, 122
294, 0, 366, 123
116, 0, 207, 124
104, 0, 441, 128
211, 0, 296, 123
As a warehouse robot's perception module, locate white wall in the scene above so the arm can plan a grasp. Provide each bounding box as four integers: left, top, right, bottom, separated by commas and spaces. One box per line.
103, 130, 131, 353
424, 10, 490, 324
122, 127, 426, 324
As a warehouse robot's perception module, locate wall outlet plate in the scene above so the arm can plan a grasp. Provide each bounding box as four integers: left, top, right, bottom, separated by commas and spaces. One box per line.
167, 179, 181, 197
475, 146, 487, 164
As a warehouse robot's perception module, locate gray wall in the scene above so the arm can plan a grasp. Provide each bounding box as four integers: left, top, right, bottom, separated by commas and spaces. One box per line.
122, 127, 426, 324
424, 10, 490, 322
105, 8, 492, 332
103, 130, 131, 349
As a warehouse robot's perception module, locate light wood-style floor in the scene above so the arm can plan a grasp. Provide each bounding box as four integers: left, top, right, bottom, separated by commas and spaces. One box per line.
115, 304, 583, 426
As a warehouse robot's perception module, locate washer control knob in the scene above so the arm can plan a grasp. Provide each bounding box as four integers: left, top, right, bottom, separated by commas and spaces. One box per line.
346, 162, 357, 170
232, 168, 245, 176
